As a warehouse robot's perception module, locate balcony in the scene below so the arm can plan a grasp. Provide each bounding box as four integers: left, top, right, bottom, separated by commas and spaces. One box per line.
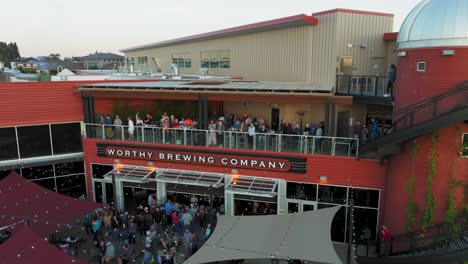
336, 75, 392, 105
84, 124, 359, 158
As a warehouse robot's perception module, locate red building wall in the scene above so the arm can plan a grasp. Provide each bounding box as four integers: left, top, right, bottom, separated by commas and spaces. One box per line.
83, 138, 388, 201
395, 47, 468, 111
0, 81, 84, 127
384, 123, 468, 235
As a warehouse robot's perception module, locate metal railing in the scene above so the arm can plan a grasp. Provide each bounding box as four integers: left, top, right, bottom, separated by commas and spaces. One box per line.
84, 124, 359, 157
360, 81, 468, 145
336, 75, 389, 97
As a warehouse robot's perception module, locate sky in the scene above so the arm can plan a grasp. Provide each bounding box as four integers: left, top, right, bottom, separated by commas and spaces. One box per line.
2, 0, 422, 58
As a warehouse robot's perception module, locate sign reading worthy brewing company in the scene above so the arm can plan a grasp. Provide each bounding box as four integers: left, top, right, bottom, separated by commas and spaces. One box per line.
96, 143, 307, 173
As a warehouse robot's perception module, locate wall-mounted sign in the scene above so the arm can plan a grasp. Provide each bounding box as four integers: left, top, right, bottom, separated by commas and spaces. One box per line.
97, 143, 307, 173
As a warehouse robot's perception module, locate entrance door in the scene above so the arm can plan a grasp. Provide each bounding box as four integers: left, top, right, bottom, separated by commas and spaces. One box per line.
287, 199, 317, 213
271, 108, 280, 131
337, 111, 351, 138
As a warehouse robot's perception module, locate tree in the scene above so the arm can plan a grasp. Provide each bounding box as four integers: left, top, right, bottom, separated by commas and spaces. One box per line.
47, 53, 62, 62
63, 57, 73, 62
0, 41, 21, 63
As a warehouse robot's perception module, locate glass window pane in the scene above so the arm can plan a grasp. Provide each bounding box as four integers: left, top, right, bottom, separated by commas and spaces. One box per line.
201, 52, 209, 68
462, 134, 468, 157
286, 182, 317, 201
51, 123, 82, 154
55, 161, 84, 176
185, 58, 191, 68
351, 188, 379, 208
209, 51, 220, 68
318, 185, 347, 204
0, 127, 18, 161
56, 174, 86, 198
21, 165, 54, 180
106, 183, 114, 204
353, 208, 378, 241
31, 178, 56, 192
17, 125, 52, 158
94, 181, 103, 203
92, 164, 113, 179
318, 204, 346, 242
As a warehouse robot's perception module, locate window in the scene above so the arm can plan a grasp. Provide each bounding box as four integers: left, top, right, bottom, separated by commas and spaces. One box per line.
0, 127, 18, 161
126, 57, 134, 66
51, 122, 82, 154
350, 188, 379, 208
462, 133, 468, 157
200, 50, 230, 69
21, 165, 54, 180
56, 174, 86, 198
17, 125, 52, 158
55, 161, 84, 176
318, 185, 347, 204
171, 53, 191, 68
92, 164, 113, 179
31, 178, 56, 192
417, 61, 426, 72
137, 56, 148, 65
286, 182, 317, 201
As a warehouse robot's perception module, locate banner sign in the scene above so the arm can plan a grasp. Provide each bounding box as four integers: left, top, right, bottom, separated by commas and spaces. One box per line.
96, 143, 307, 173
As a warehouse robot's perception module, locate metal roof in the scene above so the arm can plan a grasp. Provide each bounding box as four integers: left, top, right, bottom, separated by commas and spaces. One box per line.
120, 14, 317, 52
103, 165, 156, 183
80, 81, 333, 93
155, 168, 225, 188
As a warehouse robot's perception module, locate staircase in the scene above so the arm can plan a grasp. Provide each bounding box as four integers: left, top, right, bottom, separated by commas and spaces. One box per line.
355, 213, 468, 264
359, 81, 468, 159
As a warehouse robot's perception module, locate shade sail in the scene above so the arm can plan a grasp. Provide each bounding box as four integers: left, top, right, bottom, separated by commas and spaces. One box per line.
186, 206, 342, 264
0, 225, 87, 264
0, 172, 102, 238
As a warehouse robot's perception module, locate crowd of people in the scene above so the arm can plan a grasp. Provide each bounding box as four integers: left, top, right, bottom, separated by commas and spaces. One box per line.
82, 195, 217, 263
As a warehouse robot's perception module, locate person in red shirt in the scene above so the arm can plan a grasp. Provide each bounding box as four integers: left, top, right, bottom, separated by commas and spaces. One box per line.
380, 225, 392, 257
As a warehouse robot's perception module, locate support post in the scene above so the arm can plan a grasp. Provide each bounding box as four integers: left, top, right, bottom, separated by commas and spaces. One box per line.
347, 196, 355, 264
111, 173, 119, 215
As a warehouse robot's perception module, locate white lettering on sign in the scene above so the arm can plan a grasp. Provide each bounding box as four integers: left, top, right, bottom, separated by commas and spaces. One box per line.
104, 146, 291, 171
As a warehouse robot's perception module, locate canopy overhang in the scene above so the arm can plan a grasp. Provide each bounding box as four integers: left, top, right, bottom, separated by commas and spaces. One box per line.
186, 206, 342, 264
103, 165, 156, 183
226, 175, 278, 198
155, 168, 225, 188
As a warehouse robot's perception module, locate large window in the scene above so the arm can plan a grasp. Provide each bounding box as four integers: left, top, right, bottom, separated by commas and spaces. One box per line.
92, 164, 113, 179
22, 165, 54, 180
200, 50, 230, 69
462, 133, 468, 157
172, 53, 191, 68
351, 188, 379, 208
51, 123, 82, 154
126, 57, 134, 66
56, 174, 87, 198
55, 161, 84, 176
137, 56, 148, 65
17, 125, 52, 158
0, 127, 18, 161
31, 178, 56, 192
318, 185, 347, 204
286, 182, 317, 201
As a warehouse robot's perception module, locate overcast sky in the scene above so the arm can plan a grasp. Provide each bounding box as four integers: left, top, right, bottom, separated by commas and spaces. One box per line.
3, 0, 421, 58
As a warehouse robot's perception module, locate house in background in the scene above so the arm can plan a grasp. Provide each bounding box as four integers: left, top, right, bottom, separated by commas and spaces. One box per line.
74, 52, 124, 70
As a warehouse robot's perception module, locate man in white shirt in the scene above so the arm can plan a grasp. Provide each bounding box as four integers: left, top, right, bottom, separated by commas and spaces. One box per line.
127, 117, 135, 141
248, 123, 255, 149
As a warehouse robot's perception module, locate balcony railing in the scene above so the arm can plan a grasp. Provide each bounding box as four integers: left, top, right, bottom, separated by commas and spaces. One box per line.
336, 75, 389, 97
84, 124, 359, 158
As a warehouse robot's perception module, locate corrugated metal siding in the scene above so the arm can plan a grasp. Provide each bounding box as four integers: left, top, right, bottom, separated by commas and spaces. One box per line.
126, 26, 314, 83
334, 13, 393, 76
0, 82, 83, 127
83, 138, 387, 189
395, 47, 468, 110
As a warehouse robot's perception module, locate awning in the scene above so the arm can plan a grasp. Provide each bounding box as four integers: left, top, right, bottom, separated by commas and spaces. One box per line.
155, 168, 224, 188
103, 165, 156, 183
0, 152, 83, 170
226, 175, 278, 198
186, 206, 342, 264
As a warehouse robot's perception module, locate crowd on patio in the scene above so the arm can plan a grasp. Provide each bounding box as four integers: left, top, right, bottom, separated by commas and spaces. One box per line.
78, 194, 218, 264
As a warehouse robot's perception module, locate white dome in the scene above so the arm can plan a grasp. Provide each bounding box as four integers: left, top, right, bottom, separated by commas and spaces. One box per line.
397, 0, 468, 49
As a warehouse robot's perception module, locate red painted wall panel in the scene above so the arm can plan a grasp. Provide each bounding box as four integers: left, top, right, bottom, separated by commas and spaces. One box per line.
384, 124, 468, 235
0, 82, 84, 127
395, 47, 468, 111
83, 138, 387, 201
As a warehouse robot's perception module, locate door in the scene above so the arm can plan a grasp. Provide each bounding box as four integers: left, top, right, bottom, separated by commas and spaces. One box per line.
337, 111, 351, 138
287, 200, 317, 213
271, 108, 280, 131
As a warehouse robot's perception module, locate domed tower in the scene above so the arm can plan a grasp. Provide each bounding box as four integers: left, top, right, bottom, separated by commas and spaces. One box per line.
394, 0, 468, 110
382, 0, 468, 236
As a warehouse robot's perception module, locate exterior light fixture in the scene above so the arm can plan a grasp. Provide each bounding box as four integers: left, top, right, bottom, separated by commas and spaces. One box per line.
148, 161, 154, 166
231, 168, 238, 174
397, 51, 407, 57
114, 159, 120, 163
319, 176, 328, 182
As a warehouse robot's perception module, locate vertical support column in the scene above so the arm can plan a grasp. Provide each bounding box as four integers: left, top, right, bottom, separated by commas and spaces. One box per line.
157, 181, 167, 205
277, 179, 287, 215
202, 96, 209, 130
224, 174, 234, 216
324, 99, 337, 137
197, 96, 203, 130
115, 179, 124, 213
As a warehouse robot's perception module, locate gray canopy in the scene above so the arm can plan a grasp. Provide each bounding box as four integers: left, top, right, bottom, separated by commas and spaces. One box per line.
186, 206, 342, 264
